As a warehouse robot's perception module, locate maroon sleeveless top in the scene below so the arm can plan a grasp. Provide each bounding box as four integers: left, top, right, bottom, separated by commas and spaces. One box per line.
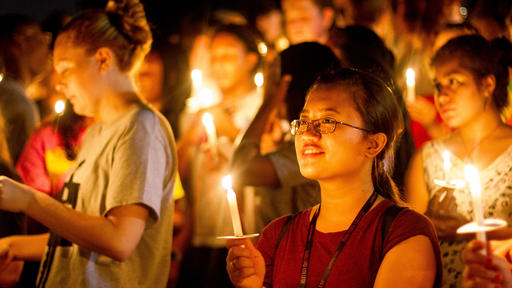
255, 200, 442, 287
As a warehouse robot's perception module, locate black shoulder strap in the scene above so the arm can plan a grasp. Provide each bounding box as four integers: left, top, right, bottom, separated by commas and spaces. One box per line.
380, 205, 405, 258
264, 213, 299, 287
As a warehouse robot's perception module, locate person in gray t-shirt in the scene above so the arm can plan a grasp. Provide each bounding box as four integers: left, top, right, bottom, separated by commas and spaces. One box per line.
0, 1, 176, 287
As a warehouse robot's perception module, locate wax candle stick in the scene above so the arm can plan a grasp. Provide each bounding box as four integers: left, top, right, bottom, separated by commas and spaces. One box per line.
201, 112, 217, 148
191, 69, 203, 89
464, 164, 487, 254
222, 175, 243, 236
406, 68, 416, 103
443, 150, 451, 180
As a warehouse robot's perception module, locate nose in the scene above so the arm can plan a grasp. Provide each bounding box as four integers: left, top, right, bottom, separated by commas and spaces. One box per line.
436, 86, 451, 106
301, 122, 321, 139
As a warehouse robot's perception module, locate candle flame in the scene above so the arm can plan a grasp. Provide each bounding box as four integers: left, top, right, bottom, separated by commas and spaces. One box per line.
257, 42, 268, 56
464, 165, 481, 197
254, 72, 264, 88
222, 175, 233, 190
201, 112, 215, 134
0, 73, 3, 83
406, 68, 415, 86
54, 100, 65, 114
191, 69, 203, 88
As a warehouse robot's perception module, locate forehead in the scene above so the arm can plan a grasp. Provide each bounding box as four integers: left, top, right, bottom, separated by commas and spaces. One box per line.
53, 37, 87, 65
283, 0, 319, 12
210, 33, 245, 51
433, 58, 472, 79
303, 86, 358, 115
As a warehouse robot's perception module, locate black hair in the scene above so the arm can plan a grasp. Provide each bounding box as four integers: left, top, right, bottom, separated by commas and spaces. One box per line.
431, 34, 512, 114
280, 42, 340, 122
309, 68, 404, 204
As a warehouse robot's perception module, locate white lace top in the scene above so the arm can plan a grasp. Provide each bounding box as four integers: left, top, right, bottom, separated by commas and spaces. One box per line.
423, 140, 512, 228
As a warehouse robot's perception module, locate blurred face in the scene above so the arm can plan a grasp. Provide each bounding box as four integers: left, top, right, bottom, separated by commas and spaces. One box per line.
282, 0, 327, 44
135, 52, 163, 104
210, 33, 256, 93
19, 24, 52, 80
295, 87, 370, 181
53, 37, 102, 117
433, 59, 488, 128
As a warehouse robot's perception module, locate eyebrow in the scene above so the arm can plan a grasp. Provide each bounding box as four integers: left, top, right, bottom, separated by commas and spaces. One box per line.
300, 107, 341, 115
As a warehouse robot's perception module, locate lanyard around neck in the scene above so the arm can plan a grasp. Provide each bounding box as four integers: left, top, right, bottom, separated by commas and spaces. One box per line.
299, 190, 378, 288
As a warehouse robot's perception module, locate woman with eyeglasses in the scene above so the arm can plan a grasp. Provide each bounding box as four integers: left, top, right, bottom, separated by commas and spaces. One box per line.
225, 68, 441, 288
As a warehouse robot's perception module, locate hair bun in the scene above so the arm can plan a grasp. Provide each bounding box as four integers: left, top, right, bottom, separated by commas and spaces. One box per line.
106, 0, 152, 47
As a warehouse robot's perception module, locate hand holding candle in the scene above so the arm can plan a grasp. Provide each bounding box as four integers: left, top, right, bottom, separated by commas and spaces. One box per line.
222, 175, 243, 237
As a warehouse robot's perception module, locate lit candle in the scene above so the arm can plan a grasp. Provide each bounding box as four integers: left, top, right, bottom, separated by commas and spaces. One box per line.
54, 100, 65, 115
257, 42, 268, 56
442, 150, 451, 179
464, 164, 486, 254
254, 72, 264, 90
222, 175, 243, 236
191, 69, 203, 89
406, 68, 416, 103
201, 112, 217, 148
0, 73, 4, 83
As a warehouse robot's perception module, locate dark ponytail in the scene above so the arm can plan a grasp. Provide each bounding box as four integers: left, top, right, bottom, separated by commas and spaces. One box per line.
310, 69, 405, 205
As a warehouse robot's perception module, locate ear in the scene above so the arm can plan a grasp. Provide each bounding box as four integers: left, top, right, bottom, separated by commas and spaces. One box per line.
94, 47, 114, 72
321, 7, 335, 30
480, 74, 496, 100
364, 132, 387, 159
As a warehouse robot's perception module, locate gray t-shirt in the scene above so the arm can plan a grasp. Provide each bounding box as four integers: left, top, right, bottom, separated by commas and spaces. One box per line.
37, 104, 176, 288
0, 77, 40, 163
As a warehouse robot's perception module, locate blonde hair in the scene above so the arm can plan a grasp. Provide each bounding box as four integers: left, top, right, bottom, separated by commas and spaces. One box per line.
58, 0, 152, 72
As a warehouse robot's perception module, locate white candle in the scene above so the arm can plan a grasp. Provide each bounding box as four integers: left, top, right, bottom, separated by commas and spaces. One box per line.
442, 150, 451, 179
222, 175, 243, 236
201, 112, 217, 148
191, 69, 203, 89
464, 164, 487, 254
406, 68, 416, 103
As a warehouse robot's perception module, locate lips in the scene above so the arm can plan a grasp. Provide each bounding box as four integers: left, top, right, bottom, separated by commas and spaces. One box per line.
301, 143, 324, 157
440, 106, 456, 117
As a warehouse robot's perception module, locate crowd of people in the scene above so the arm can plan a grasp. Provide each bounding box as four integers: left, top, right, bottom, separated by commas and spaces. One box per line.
1, 0, 512, 287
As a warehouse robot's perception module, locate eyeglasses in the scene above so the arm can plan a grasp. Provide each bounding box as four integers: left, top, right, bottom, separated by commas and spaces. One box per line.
290, 117, 373, 135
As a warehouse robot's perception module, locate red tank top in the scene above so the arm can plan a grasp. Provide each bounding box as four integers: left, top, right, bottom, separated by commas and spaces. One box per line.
255, 200, 442, 287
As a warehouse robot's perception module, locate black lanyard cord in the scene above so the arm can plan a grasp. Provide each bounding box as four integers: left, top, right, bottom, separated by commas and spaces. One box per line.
299, 190, 378, 288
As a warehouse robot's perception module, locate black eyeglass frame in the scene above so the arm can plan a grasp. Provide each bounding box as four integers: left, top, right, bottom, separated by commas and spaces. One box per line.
290, 117, 374, 135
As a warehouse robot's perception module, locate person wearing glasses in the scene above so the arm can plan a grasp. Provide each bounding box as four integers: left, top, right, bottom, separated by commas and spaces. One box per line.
225, 69, 442, 288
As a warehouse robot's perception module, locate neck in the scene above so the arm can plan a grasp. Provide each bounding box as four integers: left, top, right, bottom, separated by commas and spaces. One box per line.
97, 77, 140, 123
221, 79, 254, 101
457, 110, 503, 156
149, 98, 163, 111
315, 164, 376, 232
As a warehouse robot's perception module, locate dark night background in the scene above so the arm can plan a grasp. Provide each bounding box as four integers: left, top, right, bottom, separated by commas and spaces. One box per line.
0, 0, 275, 37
